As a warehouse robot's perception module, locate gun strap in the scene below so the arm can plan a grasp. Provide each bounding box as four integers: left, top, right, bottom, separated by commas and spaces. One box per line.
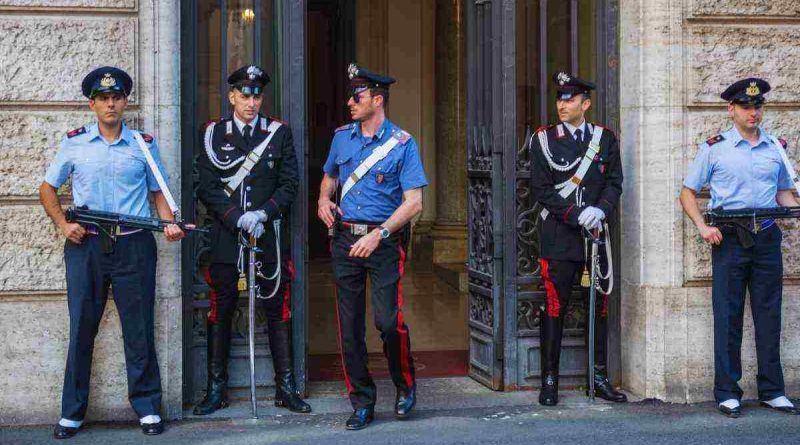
133, 131, 180, 218
770, 135, 800, 196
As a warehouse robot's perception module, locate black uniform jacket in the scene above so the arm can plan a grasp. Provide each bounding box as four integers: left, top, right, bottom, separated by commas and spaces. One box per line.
530, 122, 623, 262
197, 114, 299, 265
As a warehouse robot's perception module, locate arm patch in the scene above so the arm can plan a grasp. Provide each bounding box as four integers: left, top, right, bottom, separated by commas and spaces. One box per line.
67, 126, 86, 138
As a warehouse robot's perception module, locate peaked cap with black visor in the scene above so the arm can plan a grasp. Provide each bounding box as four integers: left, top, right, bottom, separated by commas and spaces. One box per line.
347, 63, 395, 103
81, 66, 133, 99
553, 71, 596, 100
721, 78, 770, 106
228, 64, 270, 95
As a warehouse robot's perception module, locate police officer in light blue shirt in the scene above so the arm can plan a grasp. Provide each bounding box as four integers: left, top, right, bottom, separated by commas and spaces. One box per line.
317, 63, 427, 430
680, 78, 799, 418
39, 67, 183, 439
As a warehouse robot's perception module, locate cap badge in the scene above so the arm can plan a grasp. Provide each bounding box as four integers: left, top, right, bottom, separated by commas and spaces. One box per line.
348, 63, 359, 80
100, 73, 116, 88
557, 72, 571, 86
246, 65, 263, 80
746, 82, 760, 97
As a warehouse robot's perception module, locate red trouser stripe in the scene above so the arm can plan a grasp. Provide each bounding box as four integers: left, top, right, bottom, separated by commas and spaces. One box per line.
600, 292, 609, 317
397, 245, 414, 389
333, 268, 354, 395
539, 259, 561, 317
282, 260, 296, 321
203, 267, 219, 324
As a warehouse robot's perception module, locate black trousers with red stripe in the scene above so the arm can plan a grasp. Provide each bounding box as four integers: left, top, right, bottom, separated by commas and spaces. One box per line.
331, 230, 416, 410
539, 258, 610, 373
206, 260, 293, 326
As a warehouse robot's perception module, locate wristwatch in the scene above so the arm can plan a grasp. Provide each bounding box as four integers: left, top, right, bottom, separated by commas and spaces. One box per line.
378, 226, 391, 239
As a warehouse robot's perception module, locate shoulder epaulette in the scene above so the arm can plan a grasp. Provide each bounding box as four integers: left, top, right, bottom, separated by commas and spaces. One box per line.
269, 116, 288, 125
535, 124, 555, 134
778, 137, 788, 149
66, 126, 86, 139
334, 123, 354, 133
395, 130, 412, 144
140, 133, 154, 143
706, 134, 725, 146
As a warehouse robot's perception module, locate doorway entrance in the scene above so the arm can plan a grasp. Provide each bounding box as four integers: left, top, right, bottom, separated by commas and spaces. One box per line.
304, 0, 470, 383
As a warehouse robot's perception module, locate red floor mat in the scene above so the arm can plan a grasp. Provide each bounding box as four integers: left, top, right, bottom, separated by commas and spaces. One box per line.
309, 350, 468, 381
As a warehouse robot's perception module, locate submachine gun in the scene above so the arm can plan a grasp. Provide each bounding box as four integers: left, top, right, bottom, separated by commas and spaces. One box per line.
704, 206, 800, 248
65, 206, 207, 252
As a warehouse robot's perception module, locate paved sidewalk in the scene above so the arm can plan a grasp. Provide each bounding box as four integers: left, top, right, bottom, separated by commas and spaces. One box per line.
3, 378, 799, 445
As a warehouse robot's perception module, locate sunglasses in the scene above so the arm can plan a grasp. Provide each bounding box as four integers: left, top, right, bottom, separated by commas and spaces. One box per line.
237, 86, 263, 96
350, 87, 371, 104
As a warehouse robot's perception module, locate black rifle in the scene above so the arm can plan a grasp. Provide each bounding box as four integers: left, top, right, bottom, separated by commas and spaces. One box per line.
704, 206, 799, 248
65, 206, 208, 252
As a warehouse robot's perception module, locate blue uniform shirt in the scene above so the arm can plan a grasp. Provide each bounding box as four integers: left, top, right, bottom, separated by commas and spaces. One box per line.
44, 122, 169, 218
323, 118, 428, 222
684, 126, 792, 210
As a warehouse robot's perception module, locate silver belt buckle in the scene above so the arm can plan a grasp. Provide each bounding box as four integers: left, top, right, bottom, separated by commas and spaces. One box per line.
352, 224, 368, 236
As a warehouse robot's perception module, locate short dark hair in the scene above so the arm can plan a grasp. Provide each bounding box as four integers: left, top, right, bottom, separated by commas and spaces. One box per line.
370, 87, 389, 107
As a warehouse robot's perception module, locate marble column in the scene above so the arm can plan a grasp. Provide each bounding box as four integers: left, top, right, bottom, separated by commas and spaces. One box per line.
432, 0, 467, 264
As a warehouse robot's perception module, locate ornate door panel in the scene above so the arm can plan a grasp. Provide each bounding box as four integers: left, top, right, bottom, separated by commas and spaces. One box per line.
465, 0, 507, 390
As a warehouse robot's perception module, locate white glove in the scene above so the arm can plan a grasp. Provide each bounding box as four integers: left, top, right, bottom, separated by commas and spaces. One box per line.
237, 211, 263, 232
251, 222, 265, 239
578, 206, 605, 229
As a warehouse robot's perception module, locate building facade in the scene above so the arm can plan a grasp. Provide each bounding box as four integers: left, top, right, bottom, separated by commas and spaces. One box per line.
0, 0, 798, 425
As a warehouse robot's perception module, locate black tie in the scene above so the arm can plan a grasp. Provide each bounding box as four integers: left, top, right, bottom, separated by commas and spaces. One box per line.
243, 124, 252, 147
574, 128, 583, 144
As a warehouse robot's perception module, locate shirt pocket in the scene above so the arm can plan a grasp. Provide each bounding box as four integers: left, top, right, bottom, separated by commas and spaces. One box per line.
114, 151, 147, 184
753, 155, 782, 183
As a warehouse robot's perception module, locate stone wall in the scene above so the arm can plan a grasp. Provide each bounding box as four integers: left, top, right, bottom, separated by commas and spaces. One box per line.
620, 0, 800, 402
0, 0, 182, 425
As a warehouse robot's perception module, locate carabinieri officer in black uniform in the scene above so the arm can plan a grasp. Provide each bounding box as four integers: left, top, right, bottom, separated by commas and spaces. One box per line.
194, 65, 311, 415
530, 71, 626, 406
317, 64, 428, 430
681, 78, 799, 418
40, 67, 184, 438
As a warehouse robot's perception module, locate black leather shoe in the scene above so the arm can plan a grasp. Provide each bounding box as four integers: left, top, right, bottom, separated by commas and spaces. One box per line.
395, 386, 416, 418
759, 401, 799, 415
345, 408, 374, 430
718, 404, 741, 418
140, 420, 164, 435
539, 373, 559, 406
53, 424, 80, 440
275, 389, 312, 413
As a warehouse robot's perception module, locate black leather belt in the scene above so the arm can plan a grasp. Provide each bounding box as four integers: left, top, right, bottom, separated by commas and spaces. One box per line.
337, 221, 382, 236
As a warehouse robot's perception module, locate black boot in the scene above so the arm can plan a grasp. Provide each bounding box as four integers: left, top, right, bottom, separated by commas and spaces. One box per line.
586, 312, 627, 402
539, 315, 562, 406
268, 320, 312, 413
589, 366, 628, 402
193, 322, 231, 415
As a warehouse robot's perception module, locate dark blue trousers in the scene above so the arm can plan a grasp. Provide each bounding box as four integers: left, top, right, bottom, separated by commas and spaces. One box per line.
712, 224, 785, 403
60, 231, 162, 421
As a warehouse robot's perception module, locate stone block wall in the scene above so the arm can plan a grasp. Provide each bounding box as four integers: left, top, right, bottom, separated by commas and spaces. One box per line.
0, 1, 182, 425
620, 0, 800, 402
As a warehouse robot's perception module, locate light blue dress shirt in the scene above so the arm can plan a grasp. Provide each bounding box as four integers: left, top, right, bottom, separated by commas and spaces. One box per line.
44, 122, 169, 218
323, 118, 428, 222
684, 126, 792, 210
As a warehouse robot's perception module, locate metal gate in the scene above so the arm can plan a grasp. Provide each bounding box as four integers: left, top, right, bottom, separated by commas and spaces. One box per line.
465, 0, 620, 390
